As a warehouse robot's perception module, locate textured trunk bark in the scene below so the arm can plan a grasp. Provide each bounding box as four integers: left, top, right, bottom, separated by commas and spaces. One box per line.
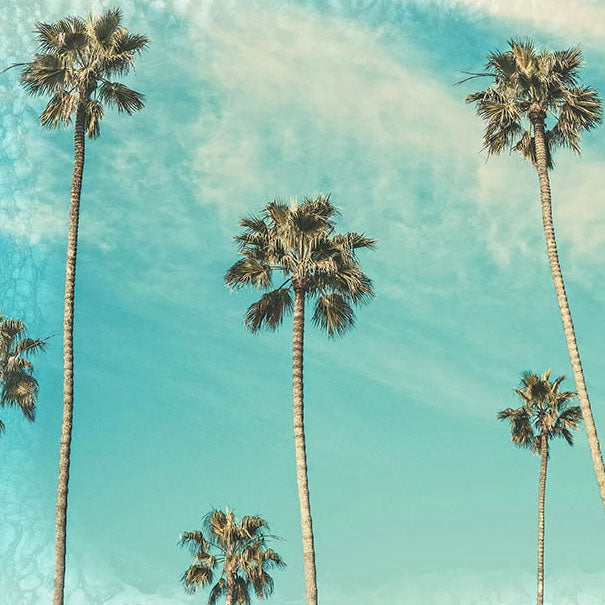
292, 287, 318, 605
532, 116, 605, 511
536, 432, 548, 605
52, 97, 88, 605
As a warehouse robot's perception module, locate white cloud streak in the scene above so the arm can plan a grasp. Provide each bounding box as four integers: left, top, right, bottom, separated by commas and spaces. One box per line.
414, 0, 605, 44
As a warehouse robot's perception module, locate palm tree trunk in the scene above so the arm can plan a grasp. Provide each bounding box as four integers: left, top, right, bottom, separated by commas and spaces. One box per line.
536, 432, 548, 605
292, 287, 318, 604
532, 115, 605, 511
225, 574, 234, 605
52, 97, 88, 605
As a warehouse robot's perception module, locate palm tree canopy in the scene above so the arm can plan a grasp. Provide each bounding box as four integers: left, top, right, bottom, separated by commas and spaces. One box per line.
225, 194, 375, 337
465, 38, 602, 168
19, 7, 148, 138
0, 315, 46, 433
179, 508, 285, 604
498, 370, 582, 455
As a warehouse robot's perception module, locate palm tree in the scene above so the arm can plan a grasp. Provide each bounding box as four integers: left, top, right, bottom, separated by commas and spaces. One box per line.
17, 9, 148, 603
179, 508, 285, 605
225, 194, 374, 604
465, 38, 605, 510
0, 315, 46, 434
499, 370, 582, 605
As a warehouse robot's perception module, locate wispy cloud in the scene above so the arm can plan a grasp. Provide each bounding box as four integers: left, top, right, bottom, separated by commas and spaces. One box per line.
415, 0, 605, 44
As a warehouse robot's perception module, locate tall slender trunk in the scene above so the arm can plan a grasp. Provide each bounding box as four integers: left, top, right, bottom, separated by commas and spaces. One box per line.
532, 115, 605, 511
536, 432, 548, 605
292, 287, 318, 605
52, 97, 88, 605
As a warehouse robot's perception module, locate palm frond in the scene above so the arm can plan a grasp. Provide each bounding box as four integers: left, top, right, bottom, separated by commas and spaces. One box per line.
486, 50, 516, 81
86, 99, 104, 138
251, 569, 274, 599
113, 30, 149, 55
556, 427, 575, 446
244, 288, 293, 333
554, 405, 582, 431
332, 232, 376, 253
178, 530, 210, 556
181, 564, 213, 594
90, 7, 122, 48
40, 92, 77, 129
312, 293, 355, 337
14, 338, 47, 356
35, 22, 66, 53
20, 54, 68, 96
225, 260, 272, 290
554, 86, 602, 153
263, 200, 290, 227
552, 47, 583, 87
1, 371, 38, 421
233, 576, 252, 605
509, 37, 538, 77
240, 516, 269, 538
6, 356, 33, 373
208, 578, 227, 605
98, 81, 145, 114
262, 548, 286, 569
0, 318, 26, 343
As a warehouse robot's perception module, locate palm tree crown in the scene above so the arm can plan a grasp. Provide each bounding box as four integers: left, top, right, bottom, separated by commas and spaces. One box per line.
225, 194, 375, 337
498, 370, 582, 453
19, 7, 148, 137
465, 38, 602, 167
179, 508, 285, 604
0, 315, 46, 434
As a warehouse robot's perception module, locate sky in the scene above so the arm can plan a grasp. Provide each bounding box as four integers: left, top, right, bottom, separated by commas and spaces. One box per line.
1, 0, 605, 603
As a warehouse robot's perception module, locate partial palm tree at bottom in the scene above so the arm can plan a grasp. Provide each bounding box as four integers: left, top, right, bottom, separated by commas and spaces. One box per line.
179, 508, 285, 604
499, 370, 581, 605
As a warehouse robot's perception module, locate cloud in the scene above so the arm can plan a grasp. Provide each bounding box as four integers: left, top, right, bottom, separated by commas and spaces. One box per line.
415, 0, 605, 44
169, 1, 477, 209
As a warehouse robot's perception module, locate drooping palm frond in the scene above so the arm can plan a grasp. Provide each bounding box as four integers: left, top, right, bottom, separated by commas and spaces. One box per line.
312, 293, 355, 337
97, 81, 145, 114
19, 8, 147, 137
20, 54, 68, 96
85, 99, 104, 138
208, 578, 227, 605
225, 259, 273, 290
244, 288, 293, 332
181, 564, 214, 594
40, 91, 78, 129
240, 516, 269, 538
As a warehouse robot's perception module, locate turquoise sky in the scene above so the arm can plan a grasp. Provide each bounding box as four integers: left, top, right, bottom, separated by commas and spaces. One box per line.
2, 1, 605, 603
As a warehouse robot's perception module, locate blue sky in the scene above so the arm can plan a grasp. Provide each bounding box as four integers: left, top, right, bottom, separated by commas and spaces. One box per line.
1, 0, 605, 603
